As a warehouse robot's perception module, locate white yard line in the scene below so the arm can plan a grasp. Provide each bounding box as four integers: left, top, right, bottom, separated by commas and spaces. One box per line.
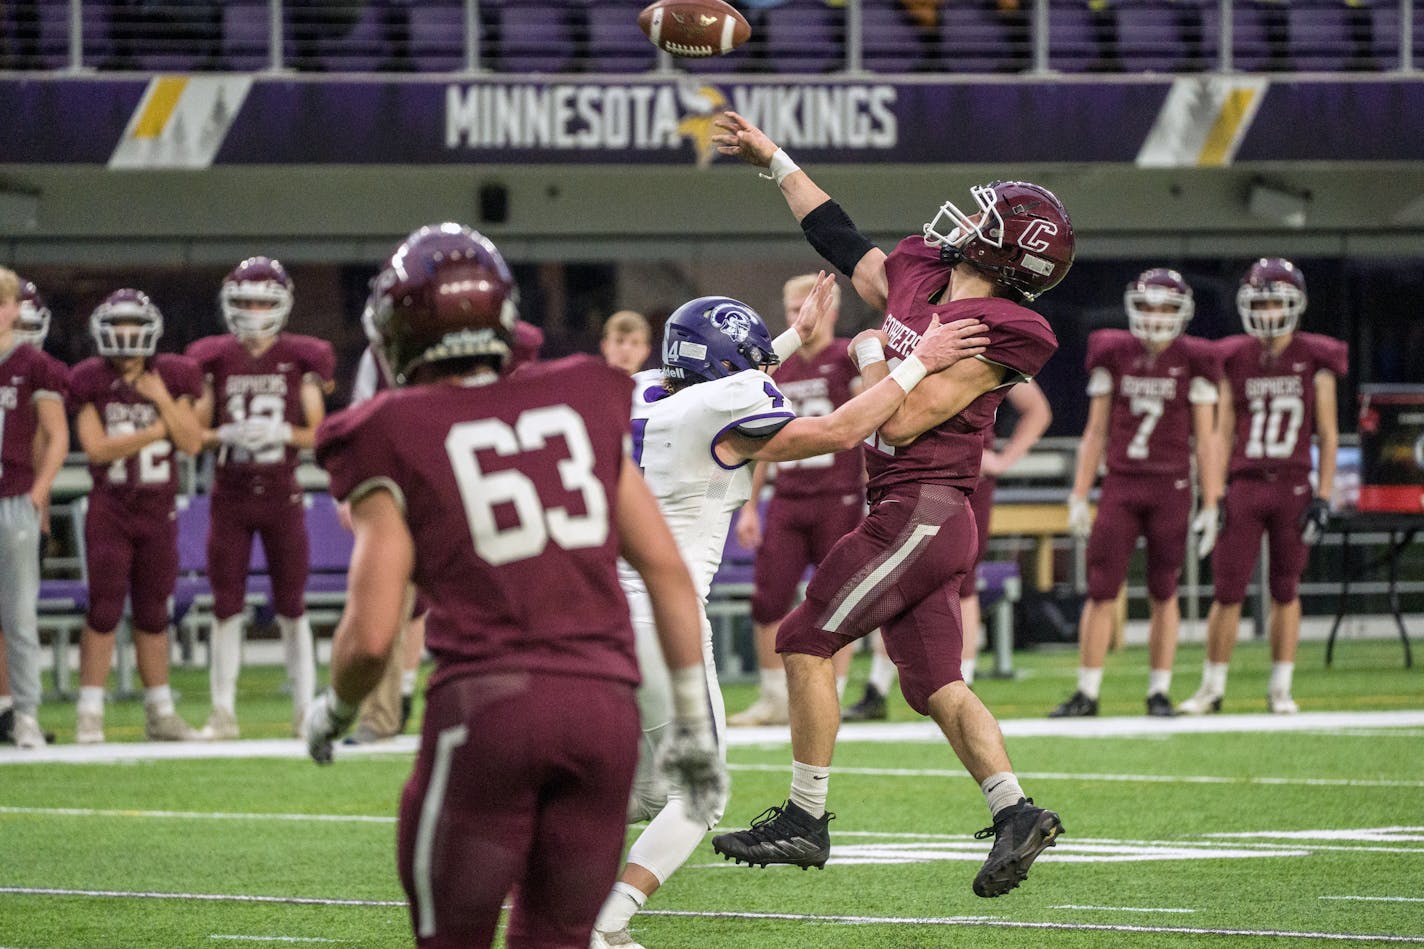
209, 938, 346, 944
1051, 904, 1196, 913
0, 806, 393, 823
0, 887, 404, 908
1321, 896, 1424, 904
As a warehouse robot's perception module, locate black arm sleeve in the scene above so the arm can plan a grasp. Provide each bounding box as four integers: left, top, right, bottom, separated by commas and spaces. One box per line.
800, 200, 877, 277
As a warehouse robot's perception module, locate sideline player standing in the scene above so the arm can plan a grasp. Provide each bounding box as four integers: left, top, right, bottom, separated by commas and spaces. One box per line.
187, 257, 334, 738
710, 110, 1072, 899
1050, 268, 1222, 717
71, 289, 204, 743
1178, 258, 1346, 715
306, 223, 725, 948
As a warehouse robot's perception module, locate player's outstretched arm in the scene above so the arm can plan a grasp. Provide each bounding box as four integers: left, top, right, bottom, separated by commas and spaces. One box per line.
714, 110, 889, 311
1067, 394, 1111, 537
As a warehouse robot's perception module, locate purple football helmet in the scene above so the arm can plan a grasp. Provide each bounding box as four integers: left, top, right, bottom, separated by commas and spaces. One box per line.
1237, 257, 1306, 339
922, 180, 1076, 301
1125, 268, 1194, 344
662, 296, 778, 385
16, 279, 51, 347
91, 288, 163, 358
364, 223, 519, 386
222, 256, 294, 340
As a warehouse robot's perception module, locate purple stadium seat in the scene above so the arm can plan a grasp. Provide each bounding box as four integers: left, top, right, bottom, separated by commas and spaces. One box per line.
311, 3, 384, 73
942, 0, 1022, 73
764, 0, 844, 74
495, 5, 576, 74
861, 0, 933, 73
1045, 0, 1100, 73
1116, 1, 1188, 73
407, 1, 465, 73
975, 560, 1020, 609
222, 2, 271, 71
575, 0, 659, 73
1288, 1, 1352, 72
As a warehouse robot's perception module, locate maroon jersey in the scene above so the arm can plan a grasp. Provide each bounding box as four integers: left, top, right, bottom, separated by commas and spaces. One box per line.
1086, 330, 1221, 478
0, 344, 68, 498
870, 236, 1058, 496
317, 355, 639, 688
186, 333, 336, 489
1219, 332, 1348, 478
770, 340, 862, 498
68, 354, 202, 504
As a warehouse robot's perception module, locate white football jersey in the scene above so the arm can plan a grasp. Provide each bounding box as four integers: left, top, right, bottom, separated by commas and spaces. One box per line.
620, 368, 794, 599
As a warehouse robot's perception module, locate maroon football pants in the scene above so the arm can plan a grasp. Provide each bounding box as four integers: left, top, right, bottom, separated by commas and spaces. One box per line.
207, 484, 310, 620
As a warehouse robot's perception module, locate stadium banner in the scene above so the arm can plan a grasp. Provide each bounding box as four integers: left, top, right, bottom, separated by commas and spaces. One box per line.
1, 76, 1421, 168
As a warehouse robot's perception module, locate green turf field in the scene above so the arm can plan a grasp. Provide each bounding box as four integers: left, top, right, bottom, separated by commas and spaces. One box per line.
2, 638, 1420, 947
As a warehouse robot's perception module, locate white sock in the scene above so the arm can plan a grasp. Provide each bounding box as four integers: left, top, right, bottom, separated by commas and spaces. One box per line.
278, 615, 316, 709
982, 771, 1026, 818
594, 881, 646, 934
78, 686, 105, 716
1269, 661, 1294, 696
0, 695, 13, 713
209, 615, 244, 714
835, 675, 848, 701
1203, 660, 1229, 695
144, 685, 175, 716
760, 666, 788, 704
1147, 668, 1172, 697
400, 669, 417, 697
789, 760, 830, 818
961, 657, 977, 686
1077, 666, 1104, 700
869, 652, 897, 694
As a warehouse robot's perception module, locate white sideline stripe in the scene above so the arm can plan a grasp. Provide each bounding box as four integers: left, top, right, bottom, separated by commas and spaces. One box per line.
1321, 896, 1424, 903
1052, 904, 1196, 913
0, 806, 394, 824
640, 909, 1424, 942
0, 887, 404, 908
210, 938, 345, 944
727, 762, 1424, 790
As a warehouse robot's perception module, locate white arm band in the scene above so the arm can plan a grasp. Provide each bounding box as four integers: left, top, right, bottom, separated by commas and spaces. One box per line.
771, 328, 802, 363
889, 355, 928, 393
854, 337, 886, 369
670, 665, 711, 724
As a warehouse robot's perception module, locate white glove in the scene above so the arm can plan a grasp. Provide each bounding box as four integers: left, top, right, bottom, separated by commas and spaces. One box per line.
1192, 506, 1220, 559
215, 423, 246, 447
304, 688, 357, 765
1067, 496, 1092, 539
654, 719, 727, 826
237, 417, 292, 452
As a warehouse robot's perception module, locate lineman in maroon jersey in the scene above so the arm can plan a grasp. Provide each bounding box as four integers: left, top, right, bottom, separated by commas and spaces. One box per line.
1178, 258, 1348, 715
186, 257, 336, 739
0, 269, 69, 748
728, 273, 862, 727
70, 289, 205, 744
712, 112, 1070, 898
1051, 268, 1223, 718
304, 223, 724, 948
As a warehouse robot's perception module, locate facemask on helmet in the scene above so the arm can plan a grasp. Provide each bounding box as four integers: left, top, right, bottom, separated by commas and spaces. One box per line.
922, 180, 1076, 301
1125, 268, 1194, 344
1237, 257, 1306, 339
16, 279, 50, 347
221, 256, 294, 340
662, 296, 778, 385
91, 288, 163, 358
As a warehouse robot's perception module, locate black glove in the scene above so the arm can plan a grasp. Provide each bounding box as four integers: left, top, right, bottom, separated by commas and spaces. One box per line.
1299, 497, 1331, 546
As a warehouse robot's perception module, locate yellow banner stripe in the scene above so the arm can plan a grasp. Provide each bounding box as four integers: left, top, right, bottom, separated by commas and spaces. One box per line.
1197, 86, 1258, 167
132, 77, 189, 139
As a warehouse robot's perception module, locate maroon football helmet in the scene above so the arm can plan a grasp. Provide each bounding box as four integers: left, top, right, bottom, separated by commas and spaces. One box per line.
91, 288, 163, 358
922, 180, 1076, 301
1125, 267, 1194, 344
16, 278, 51, 347
1237, 257, 1306, 339
364, 223, 519, 386
221, 256, 294, 340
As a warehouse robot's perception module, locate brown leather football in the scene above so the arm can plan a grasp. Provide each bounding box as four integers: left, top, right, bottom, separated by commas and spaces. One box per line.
637, 0, 753, 58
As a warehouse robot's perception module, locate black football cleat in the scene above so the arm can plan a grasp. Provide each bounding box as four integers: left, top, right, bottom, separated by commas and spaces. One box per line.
0, 707, 11, 744
842, 684, 888, 722
972, 798, 1064, 898
399, 694, 414, 733
1145, 692, 1176, 717
1048, 691, 1098, 718
712, 800, 834, 869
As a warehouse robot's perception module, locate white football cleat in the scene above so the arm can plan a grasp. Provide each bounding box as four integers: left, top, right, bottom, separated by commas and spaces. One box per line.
1176, 686, 1223, 715
590, 927, 645, 949
727, 695, 789, 727
200, 708, 240, 740
1267, 691, 1299, 715
75, 709, 105, 744
145, 706, 200, 741
13, 713, 47, 749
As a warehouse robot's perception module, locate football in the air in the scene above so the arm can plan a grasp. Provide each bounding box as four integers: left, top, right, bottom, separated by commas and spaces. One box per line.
637, 0, 752, 58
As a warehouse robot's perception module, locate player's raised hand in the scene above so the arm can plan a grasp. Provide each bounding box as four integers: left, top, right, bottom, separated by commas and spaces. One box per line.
712, 111, 778, 166
655, 719, 728, 827
911, 316, 990, 374
789, 271, 835, 344
133, 371, 173, 405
